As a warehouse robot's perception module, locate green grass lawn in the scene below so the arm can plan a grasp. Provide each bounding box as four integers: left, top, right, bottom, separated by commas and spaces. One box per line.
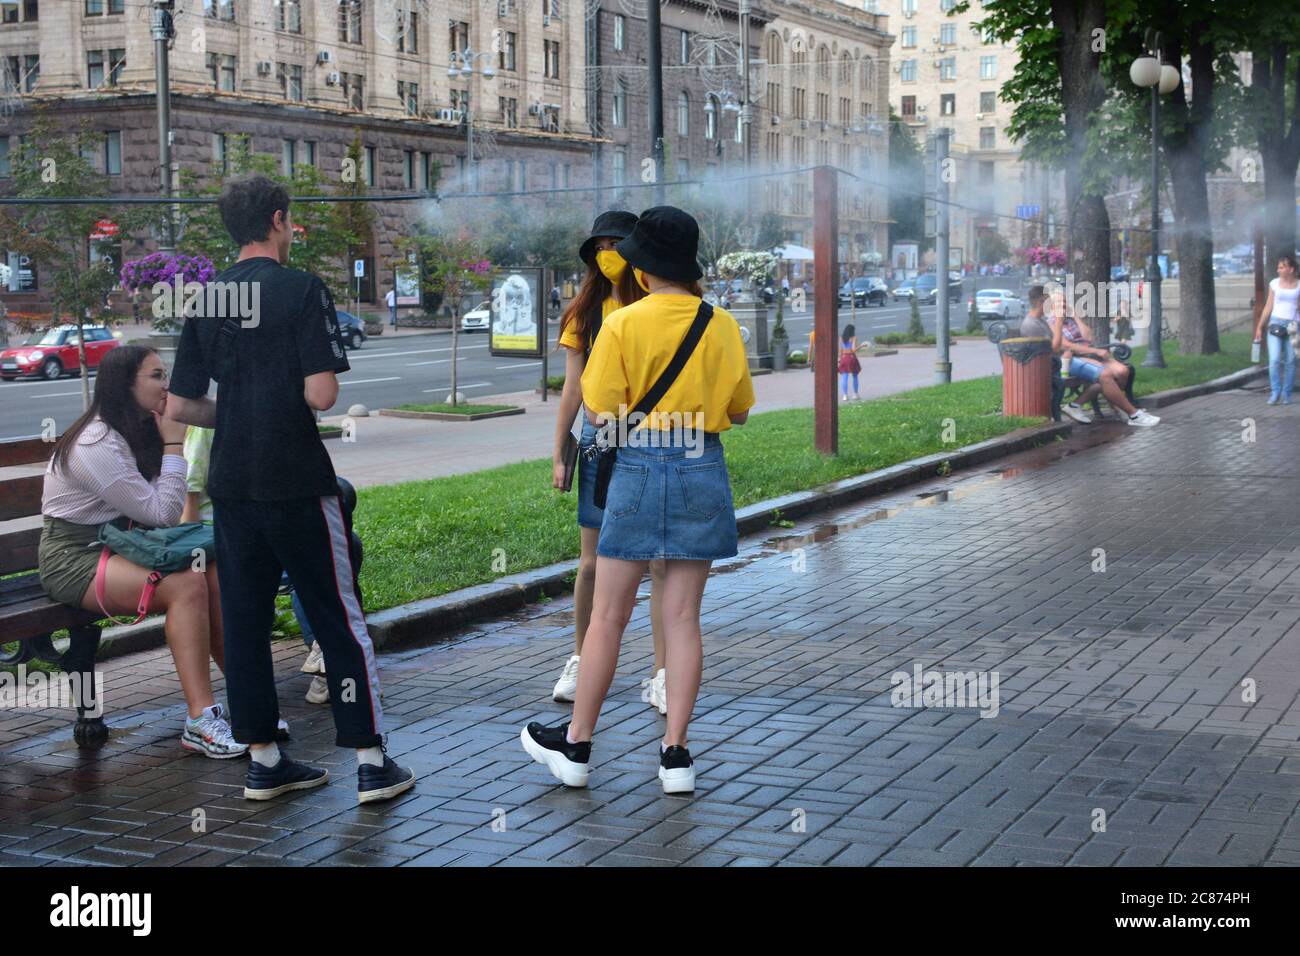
1125, 331, 1254, 397
394, 403, 518, 415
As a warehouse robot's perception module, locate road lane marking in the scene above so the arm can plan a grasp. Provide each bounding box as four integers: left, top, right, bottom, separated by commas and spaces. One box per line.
421, 382, 493, 392
406, 359, 452, 366
495, 361, 540, 369
346, 344, 488, 360
339, 376, 401, 386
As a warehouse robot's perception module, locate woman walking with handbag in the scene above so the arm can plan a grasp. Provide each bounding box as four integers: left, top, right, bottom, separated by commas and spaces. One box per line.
1253, 254, 1299, 405
550, 211, 670, 713
523, 206, 755, 794
838, 324, 861, 401
39, 346, 245, 758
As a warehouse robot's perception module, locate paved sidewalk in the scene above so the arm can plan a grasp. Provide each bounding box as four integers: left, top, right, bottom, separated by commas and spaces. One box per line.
3, 384, 1296, 867
323, 343, 1003, 488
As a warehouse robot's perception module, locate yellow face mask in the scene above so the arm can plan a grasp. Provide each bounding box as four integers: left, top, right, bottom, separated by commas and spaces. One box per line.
595, 249, 627, 284
633, 268, 651, 293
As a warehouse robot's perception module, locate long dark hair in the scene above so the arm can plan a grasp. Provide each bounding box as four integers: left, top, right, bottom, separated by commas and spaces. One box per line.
51, 345, 163, 482
558, 257, 645, 354
842, 324, 856, 344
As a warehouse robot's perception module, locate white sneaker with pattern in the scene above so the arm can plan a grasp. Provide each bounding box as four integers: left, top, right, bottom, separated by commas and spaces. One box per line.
182, 703, 248, 760
649, 668, 668, 716
552, 655, 581, 703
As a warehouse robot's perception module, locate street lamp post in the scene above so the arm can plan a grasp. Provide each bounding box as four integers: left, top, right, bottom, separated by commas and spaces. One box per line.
151, 0, 175, 253
1129, 32, 1180, 368
448, 48, 496, 186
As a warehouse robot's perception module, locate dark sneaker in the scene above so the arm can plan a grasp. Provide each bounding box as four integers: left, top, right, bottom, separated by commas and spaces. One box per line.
243, 752, 329, 801
520, 721, 590, 787
659, 745, 695, 794
357, 755, 416, 804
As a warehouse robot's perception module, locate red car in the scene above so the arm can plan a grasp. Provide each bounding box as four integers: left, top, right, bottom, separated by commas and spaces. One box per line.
1, 325, 121, 381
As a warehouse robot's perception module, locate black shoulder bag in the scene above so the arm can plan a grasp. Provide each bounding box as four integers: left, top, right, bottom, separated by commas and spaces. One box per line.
592, 300, 713, 510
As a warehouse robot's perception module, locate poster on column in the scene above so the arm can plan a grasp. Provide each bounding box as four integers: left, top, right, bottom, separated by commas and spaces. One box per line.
489, 267, 544, 357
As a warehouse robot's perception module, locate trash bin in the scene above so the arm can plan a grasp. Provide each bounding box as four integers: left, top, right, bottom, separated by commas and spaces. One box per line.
997, 336, 1052, 418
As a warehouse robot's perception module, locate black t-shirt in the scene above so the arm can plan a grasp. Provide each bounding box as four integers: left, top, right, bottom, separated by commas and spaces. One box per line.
169, 257, 350, 501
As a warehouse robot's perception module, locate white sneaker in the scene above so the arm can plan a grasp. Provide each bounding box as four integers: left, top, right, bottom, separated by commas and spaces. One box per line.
659, 745, 695, 794
1126, 409, 1160, 427
1062, 403, 1093, 424
649, 668, 668, 715
305, 674, 330, 704
552, 654, 580, 703
300, 642, 326, 675
181, 703, 248, 760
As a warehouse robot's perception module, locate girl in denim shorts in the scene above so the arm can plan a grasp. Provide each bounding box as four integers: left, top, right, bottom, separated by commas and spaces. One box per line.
523, 206, 756, 794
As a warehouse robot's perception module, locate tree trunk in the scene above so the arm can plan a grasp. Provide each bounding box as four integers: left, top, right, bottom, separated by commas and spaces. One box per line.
1251, 43, 1300, 268
1051, 0, 1112, 343
76, 316, 90, 411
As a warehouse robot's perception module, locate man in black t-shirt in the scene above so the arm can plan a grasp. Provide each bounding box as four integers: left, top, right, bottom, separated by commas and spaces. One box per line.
167, 175, 415, 804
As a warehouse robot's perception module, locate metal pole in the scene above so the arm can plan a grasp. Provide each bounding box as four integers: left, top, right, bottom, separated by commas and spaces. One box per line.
739, 0, 752, 173
1144, 81, 1166, 368
935, 128, 951, 383
813, 166, 838, 455
151, 0, 175, 253
647, 0, 665, 205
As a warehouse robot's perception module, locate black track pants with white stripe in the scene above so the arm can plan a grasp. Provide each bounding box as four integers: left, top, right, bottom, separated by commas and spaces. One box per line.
213, 495, 383, 748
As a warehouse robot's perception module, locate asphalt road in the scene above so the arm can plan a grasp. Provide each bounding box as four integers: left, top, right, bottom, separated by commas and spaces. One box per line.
0, 278, 1024, 439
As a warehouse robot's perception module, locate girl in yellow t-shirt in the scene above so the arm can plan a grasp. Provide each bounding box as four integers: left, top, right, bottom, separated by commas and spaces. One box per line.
523, 206, 756, 795
549, 211, 666, 711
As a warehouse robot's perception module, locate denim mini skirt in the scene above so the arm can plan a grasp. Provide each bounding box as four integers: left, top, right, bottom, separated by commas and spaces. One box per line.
576, 418, 604, 529
595, 432, 738, 561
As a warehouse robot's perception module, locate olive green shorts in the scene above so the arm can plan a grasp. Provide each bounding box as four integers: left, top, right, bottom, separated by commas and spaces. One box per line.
38, 516, 103, 609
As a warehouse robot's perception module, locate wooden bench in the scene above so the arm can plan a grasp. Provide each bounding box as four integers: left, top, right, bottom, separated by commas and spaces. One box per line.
0, 436, 108, 747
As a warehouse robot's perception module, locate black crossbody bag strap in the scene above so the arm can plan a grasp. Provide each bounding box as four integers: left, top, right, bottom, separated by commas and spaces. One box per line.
593, 300, 713, 509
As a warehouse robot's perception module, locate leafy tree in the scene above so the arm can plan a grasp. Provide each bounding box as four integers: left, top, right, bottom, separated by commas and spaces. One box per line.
907, 293, 924, 341
1244, 12, 1300, 268
887, 108, 926, 251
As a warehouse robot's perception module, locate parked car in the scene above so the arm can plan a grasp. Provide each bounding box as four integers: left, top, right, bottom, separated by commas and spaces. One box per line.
972, 288, 1024, 321
335, 310, 367, 350
460, 300, 491, 332
892, 278, 917, 301
1, 325, 120, 381
839, 276, 888, 307
1110, 266, 1129, 282
913, 273, 962, 303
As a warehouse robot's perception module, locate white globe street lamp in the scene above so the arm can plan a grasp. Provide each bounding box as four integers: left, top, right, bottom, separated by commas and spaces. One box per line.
1130, 31, 1176, 368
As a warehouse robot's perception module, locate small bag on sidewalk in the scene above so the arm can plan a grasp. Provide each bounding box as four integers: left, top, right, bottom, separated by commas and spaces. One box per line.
592, 301, 713, 510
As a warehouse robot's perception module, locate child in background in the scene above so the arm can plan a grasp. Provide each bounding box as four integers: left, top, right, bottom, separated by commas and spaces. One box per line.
182, 426, 325, 715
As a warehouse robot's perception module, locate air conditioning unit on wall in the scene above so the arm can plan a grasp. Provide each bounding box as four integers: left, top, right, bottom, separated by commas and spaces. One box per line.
256, 61, 274, 77
317, 51, 333, 65
325, 71, 341, 86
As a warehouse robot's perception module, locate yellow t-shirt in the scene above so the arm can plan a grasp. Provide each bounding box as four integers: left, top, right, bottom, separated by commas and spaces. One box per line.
558, 295, 621, 352
581, 293, 755, 433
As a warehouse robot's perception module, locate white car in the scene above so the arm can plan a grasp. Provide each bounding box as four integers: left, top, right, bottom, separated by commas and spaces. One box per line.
973, 288, 1024, 320
460, 301, 490, 332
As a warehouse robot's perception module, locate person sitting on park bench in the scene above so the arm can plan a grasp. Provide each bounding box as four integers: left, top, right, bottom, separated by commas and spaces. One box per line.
1046, 291, 1159, 428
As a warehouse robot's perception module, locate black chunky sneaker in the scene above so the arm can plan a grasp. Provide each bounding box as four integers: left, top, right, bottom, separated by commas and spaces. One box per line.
659, 745, 695, 794
243, 752, 329, 800
520, 721, 590, 787
357, 755, 417, 805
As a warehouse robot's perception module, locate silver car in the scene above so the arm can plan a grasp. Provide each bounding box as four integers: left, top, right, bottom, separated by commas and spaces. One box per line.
973, 288, 1024, 320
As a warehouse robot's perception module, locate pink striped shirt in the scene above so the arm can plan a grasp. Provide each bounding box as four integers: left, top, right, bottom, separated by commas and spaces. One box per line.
41, 418, 188, 527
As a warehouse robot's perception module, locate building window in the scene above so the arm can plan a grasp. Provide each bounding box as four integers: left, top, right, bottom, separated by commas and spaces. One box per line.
613, 14, 625, 51
816, 92, 828, 121
279, 63, 303, 102
680, 30, 689, 65
900, 59, 916, 83
363, 145, 375, 185
612, 149, 625, 185
766, 31, 781, 67
86, 0, 124, 13
982, 24, 997, 44
396, 10, 418, 51
902, 0, 916, 13
338, 0, 362, 45
612, 80, 627, 127
212, 133, 227, 172
499, 31, 516, 70
276, 0, 300, 32
901, 25, 916, 48
979, 160, 995, 184
676, 158, 688, 182
940, 93, 954, 116
901, 95, 916, 117
282, 139, 296, 174
817, 46, 830, 81
206, 53, 235, 91
87, 50, 104, 88
940, 0, 955, 10
303, 141, 316, 166
500, 96, 517, 127
839, 96, 851, 124
544, 39, 560, 78
705, 94, 719, 139
343, 72, 364, 110
398, 80, 418, 115
792, 86, 805, 118
450, 88, 469, 114
543, 105, 559, 132
202, 0, 234, 20
449, 19, 468, 54
980, 55, 997, 80
403, 150, 414, 188
0, 138, 9, 178
678, 91, 689, 135
418, 151, 432, 191
980, 126, 995, 149
105, 130, 121, 175
980, 90, 996, 113
839, 55, 853, 85
940, 57, 956, 81
940, 23, 956, 45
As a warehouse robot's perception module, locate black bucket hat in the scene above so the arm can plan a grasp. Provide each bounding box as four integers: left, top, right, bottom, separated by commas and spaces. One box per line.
615, 206, 704, 283
579, 210, 639, 267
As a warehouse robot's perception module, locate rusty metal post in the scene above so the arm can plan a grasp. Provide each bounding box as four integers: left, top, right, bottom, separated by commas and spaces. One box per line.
813, 165, 839, 455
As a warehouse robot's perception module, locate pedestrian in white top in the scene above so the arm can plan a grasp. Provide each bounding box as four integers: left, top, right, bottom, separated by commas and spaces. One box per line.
39, 345, 245, 758
1253, 254, 1299, 405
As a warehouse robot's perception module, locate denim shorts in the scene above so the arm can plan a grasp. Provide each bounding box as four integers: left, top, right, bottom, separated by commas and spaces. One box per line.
1068, 356, 1104, 383
576, 418, 604, 529
596, 433, 738, 561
